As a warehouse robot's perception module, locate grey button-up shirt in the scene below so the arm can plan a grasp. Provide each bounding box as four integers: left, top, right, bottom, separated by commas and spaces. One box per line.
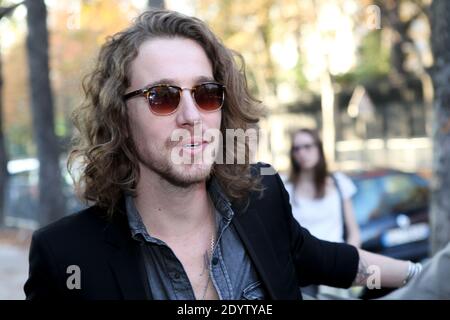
125, 178, 266, 300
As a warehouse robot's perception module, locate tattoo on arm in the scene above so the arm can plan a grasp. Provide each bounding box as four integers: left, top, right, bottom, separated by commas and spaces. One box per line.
199, 252, 209, 277
353, 256, 374, 286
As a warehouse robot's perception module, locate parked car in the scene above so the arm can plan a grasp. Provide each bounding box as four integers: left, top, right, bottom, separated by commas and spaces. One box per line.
4, 158, 84, 228
348, 168, 430, 299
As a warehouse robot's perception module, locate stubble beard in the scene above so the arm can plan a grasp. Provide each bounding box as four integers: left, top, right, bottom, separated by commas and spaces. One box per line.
136, 139, 214, 188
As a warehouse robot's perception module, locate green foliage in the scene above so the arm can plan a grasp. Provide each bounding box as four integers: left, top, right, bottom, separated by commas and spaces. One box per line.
295, 56, 308, 90
6, 123, 34, 158
335, 31, 390, 86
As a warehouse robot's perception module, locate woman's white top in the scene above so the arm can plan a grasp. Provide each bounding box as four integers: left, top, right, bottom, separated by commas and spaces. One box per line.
284, 172, 356, 243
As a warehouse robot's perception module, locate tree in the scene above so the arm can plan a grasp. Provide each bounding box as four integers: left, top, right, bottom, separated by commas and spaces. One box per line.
0, 1, 24, 227
148, 0, 164, 9
430, 0, 450, 254
25, 0, 66, 225
0, 37, 7, 228
375, 0, 434, 136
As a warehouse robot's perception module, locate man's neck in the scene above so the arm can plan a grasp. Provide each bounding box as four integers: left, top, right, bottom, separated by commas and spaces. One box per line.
133, 168, 213, 241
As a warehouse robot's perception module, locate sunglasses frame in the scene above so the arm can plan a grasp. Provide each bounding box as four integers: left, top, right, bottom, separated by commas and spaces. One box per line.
292, 143, 317, 152
123, 82, 226, 116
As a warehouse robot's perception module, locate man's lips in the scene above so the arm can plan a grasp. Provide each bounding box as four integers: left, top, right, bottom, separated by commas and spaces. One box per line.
182, 141, 207, 148
178, 137, 211, 148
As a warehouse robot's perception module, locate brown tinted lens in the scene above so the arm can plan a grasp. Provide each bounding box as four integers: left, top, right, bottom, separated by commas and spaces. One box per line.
147, 86, 180, 115
194, 83, 224, 111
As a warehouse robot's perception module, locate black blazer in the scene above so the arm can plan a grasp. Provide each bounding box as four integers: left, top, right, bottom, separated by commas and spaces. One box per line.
24, 163, 359, 300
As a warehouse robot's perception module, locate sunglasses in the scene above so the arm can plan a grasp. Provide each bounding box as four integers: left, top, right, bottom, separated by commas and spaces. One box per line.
293, 143, 316, 152
123, 82, 225, 116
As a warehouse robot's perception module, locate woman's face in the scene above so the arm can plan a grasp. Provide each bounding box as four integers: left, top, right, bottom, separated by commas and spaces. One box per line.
292, 132, 320, 170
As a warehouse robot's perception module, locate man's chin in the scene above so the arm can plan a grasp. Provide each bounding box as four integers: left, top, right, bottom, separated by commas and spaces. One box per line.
164, 163, 213, 188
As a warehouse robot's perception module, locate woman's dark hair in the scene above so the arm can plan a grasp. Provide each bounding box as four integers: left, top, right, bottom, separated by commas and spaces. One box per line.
288, 128, 329, 198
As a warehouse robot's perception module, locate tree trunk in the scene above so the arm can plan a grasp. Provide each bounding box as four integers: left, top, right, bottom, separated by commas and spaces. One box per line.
0, 3, 24, 227
148, 0, 165, 9
430, 0, 450, 254
25, 0, 66, 225
0, 47, 9, 227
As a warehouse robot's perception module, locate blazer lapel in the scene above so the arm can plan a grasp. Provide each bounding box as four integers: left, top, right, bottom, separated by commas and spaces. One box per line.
232, 203, 285, 300
104, 206, 152, 300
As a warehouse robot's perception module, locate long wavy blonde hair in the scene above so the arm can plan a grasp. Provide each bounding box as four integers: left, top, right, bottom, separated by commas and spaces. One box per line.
68, 10, 264, 216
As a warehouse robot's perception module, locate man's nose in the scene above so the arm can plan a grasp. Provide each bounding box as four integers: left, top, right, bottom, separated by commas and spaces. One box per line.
176, 89, 201, 127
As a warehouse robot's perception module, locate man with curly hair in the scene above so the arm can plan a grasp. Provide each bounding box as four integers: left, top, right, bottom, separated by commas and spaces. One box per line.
24, 10, 420, 300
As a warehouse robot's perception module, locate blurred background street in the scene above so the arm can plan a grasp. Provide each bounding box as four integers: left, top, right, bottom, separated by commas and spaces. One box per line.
0, 229, 30, 299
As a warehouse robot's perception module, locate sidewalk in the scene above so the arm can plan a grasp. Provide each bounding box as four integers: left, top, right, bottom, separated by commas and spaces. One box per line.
0, 228, 32, 300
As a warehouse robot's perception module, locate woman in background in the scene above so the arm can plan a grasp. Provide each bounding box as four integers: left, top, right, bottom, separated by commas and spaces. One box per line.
284, 128, 361, 298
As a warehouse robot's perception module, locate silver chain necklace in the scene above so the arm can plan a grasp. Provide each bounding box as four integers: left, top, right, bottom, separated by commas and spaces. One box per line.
199, 203, 216, 300
199, 233, 215, 300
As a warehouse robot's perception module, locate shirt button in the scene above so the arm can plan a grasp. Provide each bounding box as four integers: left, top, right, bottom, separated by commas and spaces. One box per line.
174, 273, 180, 279
212, 257, 219, 265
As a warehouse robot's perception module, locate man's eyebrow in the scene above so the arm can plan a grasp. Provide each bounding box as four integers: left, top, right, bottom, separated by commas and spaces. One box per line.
144, 78, 176, 88
195, 76, 216, 83
143, 76, 217, 88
